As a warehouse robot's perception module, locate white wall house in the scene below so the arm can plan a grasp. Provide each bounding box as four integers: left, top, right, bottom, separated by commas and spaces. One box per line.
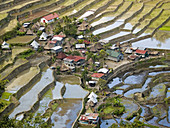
40, 13, 59, 24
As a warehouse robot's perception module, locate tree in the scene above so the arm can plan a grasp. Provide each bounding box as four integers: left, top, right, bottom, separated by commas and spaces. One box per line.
81, 68, 88, 87
53, 22, 62, 34
99, 49, 107, 66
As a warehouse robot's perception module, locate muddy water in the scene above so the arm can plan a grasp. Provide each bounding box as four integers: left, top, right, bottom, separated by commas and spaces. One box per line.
34, 89, 53, 116
121, 99, 138, 119
9, 68, 54, 119
147, 83, 166, 100
91, 17, 115, 26
63, 83, 88, 98
5, 67, 39, 93
102, 31, 130, 41
132, 37, 170, 50
159, 117, 170, 127
93, 21, 124, 35
108, 77, 122, 88
51, 99, 82, 128
166, 88, 170, 98
124, 78, 152, 98
124, 72, 146, 85
100, 119, 117, 128
52, 81, 63, 99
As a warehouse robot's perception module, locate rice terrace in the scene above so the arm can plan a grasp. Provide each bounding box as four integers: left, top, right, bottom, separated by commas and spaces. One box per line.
0, 0, 170, 127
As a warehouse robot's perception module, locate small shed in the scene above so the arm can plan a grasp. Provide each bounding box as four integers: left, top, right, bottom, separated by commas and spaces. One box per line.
106, 49, 124, 62
97, 68, 109, 74
1, 41, 10, 49
40, 13, 59, 24
125, 47, 132, 54
39, 32, 48, 41
75, 44, 85, 49
26, 29, 33, 35
91, 73, 104, 80
51, 46, 62, 54
135, 49, 148, 58
30, 40, 40, 50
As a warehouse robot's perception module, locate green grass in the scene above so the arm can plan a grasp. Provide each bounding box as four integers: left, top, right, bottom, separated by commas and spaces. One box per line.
7, 36, 36, 44
1, 92, 12, 100
159, 26, 170, 31
103, 106, 124, 114
0, 13, 8, 21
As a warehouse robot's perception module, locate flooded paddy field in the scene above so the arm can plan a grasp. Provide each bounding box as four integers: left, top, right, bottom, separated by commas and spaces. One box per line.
107, 62, 170, 127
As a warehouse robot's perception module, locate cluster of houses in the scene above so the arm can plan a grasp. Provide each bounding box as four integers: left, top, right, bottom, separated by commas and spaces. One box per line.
79, 92, 99, 125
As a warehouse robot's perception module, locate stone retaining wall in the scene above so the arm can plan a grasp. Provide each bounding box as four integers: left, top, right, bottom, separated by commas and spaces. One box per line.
1, 61, 31, 81
89, 0, 124, 23
91, 1, 133, 32
135, 9, 164, 36
152, 16, 170, 36
86, 0, 115, 21
110, 33, 134, 44
68, 0, 102, 20
0, 14, 14, 29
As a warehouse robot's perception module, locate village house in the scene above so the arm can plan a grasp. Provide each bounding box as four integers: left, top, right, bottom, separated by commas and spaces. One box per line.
97, 68, 109, 74
106, 49, 124, 62
79, 113, 99, 125
26, 29, 34, 35
56, 52, 67, 59
75, 44, 85, 49
135, 49, 148, 58
39, 32, 48, 41
87, 92, 98, 107
30, 40, 40, 50
63, 55, 85, 69
40, 13, 59, 24
51, 46, 62, 54
125, 47, 133, 54
128, 55, 140, 61
91, 73, 104, 80
52, 35, 65, 46
1, 41, 10, 50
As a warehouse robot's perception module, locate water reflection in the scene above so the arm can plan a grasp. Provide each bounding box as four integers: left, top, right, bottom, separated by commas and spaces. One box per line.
91, 17, 115, 26
9, 68, 54, 119
100, 119, 117, 128
63, 83, 88, 99
51, 99, 82, 128
93, 21, 124, 35
132, 37, 170, 50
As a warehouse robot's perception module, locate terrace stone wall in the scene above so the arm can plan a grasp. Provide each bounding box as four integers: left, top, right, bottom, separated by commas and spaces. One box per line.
87, 0, 116, 21
1, 61, 31, 81
135, 9, 163, 36
0, 58, 52, 118
89, 0, 125, 23
0, 14, 14, 29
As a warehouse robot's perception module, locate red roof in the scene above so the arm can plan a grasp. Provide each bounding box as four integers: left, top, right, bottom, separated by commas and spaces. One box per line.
43, 13, 59, 21
91, 73, 104, 78
53, 35, 65, 38
136, 49, 147, 54
48, 40, 57, 44
65, 55, 85, 62
56, 52, 67, 59
83, 40, 90, 44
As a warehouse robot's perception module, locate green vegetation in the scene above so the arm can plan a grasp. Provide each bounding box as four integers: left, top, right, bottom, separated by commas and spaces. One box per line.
159, 26, 170, 31
109, 119, 159, 128
1, 92, 12, 100
7, 36, 36, 45
18, 49, 35, 59
0, 114, 53, 128
98, 97, 125, 116
0, 99, 10, 113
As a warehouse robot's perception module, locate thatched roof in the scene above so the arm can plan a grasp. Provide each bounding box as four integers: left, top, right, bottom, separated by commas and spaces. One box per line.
60, 63, 69, 72
78, 24, 86, 31
26, 29, 33, 35
59, 32, 66, 38
44, 42, 55, 50
95, 43, 103, 50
